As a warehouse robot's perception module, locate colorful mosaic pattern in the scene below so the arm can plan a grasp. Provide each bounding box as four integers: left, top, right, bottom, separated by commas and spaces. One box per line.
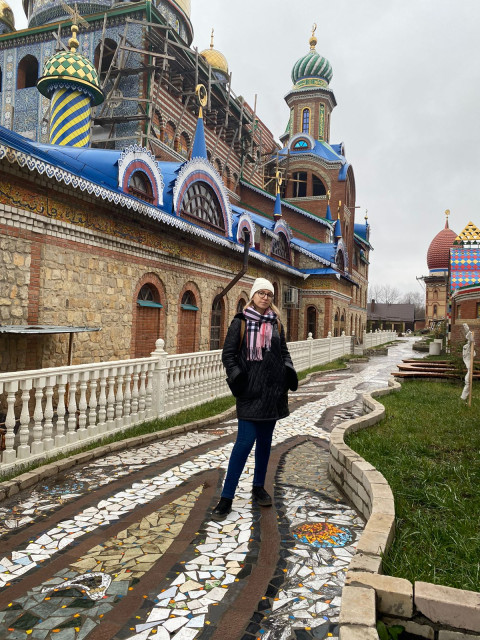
450, 247, 480, 291
49, 88, 92, 147
292, 522, 353, 548
455, 221, 480, 244
0, 342, 416, 640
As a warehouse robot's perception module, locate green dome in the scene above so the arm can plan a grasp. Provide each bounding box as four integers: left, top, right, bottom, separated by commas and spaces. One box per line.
38, 38, 104, 106
291, 35, 333, 90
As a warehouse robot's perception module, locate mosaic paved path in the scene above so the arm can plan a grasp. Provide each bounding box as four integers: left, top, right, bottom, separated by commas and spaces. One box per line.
0, 339, 415, 640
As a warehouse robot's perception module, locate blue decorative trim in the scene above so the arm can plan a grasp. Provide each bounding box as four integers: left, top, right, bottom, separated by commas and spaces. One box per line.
118, 144, 164, 206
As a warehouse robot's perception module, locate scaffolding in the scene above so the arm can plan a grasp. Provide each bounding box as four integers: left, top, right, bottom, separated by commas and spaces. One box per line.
85, 15, 268, 187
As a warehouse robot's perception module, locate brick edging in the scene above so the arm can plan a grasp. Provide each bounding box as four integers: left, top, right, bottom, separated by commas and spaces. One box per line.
331, 377, 480, 640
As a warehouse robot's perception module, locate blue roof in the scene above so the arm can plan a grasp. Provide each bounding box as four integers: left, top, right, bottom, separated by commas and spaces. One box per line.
292, 238, 336, 263
301, 267, 339, 275
279, 139, 345, 164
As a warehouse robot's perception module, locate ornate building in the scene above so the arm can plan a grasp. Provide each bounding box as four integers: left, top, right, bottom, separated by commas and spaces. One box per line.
422, 212, 457, 327
0, 1, 371, 371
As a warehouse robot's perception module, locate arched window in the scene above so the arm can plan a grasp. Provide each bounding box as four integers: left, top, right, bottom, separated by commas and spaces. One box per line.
433, 289, 439, 301
293, 139, 309, 149
433, 305, 438, 317
178, 132, 189, 157
292, 171, 307, 198
17, 55, 38, 89
180, 181, 225, 231
128, 171, 154, 203
302, 108, 310, 134
271, 233, 290, 262
210, 298, 223, 350
312, 174, 326, 196
334, 310, 339, 337
307, 306, 317, 338
214, 159, 222, 175
134, 282, 162, 357
179, 290, 198, 353
336, 250, 345, 272
164, 121, 175, 147
94, 39, 117, 76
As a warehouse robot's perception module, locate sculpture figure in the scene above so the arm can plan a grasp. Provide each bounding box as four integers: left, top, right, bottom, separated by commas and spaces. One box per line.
461, 323, 475, 401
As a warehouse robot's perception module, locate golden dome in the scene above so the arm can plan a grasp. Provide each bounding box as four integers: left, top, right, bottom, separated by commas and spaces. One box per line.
200, 29, 229, 76
173, 0, 191, 16
0, 0, 15, 32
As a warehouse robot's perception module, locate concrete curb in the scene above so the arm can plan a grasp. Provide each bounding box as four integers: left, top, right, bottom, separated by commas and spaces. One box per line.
330, 376, 480, 640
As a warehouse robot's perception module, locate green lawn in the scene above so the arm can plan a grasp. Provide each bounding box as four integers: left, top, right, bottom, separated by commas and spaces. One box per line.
346, 379, 480, 591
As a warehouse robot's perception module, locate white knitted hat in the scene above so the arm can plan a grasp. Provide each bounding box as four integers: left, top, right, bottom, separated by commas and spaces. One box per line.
250, 277, 274, 299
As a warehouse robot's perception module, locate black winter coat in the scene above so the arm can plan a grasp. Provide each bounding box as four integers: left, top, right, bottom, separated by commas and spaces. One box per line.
222, 312, 298, 422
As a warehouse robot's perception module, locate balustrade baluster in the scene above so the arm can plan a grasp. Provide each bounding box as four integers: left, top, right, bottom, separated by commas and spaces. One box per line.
123, 365, 133, 427
131, 366, 140, 420
31, 377, 45, 455
55, 374, 67, 448
43, 375, 56, 451
166, 361, 175, 415
67, 373, 79, 444
178, 358, 186, 409
115, 367, 125, 429
183, 357, 192, 408
145, 363, 153, 419
77, 372, 89, 439
172, 360, 181, 412
138, 364, 148, 421
17, 380, 32, 459
2, 381, 18, 464
106, 371, 116, 431
88, 374, 99, 437
97, 370, 108, 433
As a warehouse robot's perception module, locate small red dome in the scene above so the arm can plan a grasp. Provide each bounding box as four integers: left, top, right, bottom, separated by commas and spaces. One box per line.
427, 220, 457, 271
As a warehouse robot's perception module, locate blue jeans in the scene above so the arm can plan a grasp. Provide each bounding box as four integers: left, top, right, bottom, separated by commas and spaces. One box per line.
221, 419, 276, 499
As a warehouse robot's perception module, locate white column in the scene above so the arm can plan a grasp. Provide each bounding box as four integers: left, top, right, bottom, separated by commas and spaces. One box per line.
17, 379, 32, 459
31, 376, 45, 455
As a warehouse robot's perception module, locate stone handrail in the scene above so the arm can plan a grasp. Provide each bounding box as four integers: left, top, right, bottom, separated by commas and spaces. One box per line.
0, 331, 396, 474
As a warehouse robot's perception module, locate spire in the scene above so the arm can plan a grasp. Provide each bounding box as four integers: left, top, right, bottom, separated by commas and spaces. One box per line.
325, 189, 333, 221
191, 84, 208, 159
310, 22, 317, 50
274, 169, 283, 221
334, 218, 342, 240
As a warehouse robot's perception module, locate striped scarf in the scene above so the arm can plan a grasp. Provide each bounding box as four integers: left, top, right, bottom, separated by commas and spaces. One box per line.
243, 306, 277, 361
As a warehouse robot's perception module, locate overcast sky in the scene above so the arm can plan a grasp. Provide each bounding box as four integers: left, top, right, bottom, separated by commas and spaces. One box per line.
8, 0, 480, 297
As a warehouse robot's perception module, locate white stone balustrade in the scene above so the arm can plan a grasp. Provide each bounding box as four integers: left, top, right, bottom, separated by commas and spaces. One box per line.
0, 332, 397, 473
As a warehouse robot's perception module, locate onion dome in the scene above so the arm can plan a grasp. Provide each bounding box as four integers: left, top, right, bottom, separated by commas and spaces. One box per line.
174, 0, 191, 16
24, 0, 111, 28
37, 25, 104, 107
291, 28, 333, 90
200, 29, 229, 82
0, 0, 15, 34
427, 215, 457, 271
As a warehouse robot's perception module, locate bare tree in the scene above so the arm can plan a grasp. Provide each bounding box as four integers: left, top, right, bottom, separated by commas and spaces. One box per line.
368, 284, 401, 305
401, 291, 425, 316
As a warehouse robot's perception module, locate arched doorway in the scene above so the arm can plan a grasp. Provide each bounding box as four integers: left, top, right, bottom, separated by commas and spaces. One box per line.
210, 298, 224, 350
306, 306, 317, 338
178, 290, 198, 353
134, 283, 162, 357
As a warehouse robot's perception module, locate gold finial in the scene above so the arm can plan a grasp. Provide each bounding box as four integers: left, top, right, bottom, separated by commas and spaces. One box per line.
445, 209, 450, 218
61, 1, 88, 51
327, 189, 331, 203
196, 83, 207, 117
210, 27, 214, 49
275, 169, 283, 196
309, 22, 317, 50
365, 209, 368, 221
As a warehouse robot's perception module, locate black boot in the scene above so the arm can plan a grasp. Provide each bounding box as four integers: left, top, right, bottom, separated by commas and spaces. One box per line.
211, 497, 232, 521
252, 486, 272, 507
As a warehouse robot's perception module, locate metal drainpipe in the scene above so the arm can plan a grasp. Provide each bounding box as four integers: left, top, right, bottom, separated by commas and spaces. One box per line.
213, 231, 250, 305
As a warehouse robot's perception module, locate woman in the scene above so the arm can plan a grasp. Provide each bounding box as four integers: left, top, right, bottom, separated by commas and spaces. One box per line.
212, 277, 298, 520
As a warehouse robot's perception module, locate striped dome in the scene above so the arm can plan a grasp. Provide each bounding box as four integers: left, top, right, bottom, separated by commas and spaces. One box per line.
291, 34, 333, 89
427, 219, 457, 271
38, 48, 104, 106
